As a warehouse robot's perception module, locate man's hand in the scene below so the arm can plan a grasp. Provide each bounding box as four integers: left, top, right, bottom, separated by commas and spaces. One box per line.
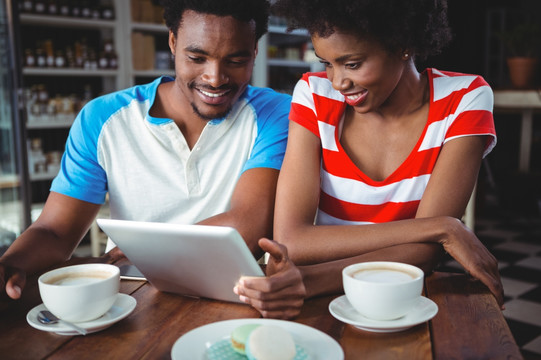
0, 262, 26, 300
234, 238, 306, 319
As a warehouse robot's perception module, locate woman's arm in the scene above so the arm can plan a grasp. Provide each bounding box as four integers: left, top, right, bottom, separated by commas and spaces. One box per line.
273, 121, 502, 305
275, 121, 458, 265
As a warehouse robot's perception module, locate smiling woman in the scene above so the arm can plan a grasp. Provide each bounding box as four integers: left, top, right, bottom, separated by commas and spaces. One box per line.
260, 0, 504, 308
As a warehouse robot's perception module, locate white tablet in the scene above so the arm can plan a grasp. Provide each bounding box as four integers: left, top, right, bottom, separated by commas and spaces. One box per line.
96, 219, 264, 303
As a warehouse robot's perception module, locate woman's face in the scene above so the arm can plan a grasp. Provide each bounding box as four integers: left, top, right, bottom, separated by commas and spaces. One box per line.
312, 30, 406, 113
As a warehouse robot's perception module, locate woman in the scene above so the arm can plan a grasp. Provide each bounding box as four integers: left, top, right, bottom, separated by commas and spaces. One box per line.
235, 0, 504, 315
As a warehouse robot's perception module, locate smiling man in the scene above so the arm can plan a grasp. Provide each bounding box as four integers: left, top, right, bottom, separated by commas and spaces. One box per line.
0, 0, 306, 319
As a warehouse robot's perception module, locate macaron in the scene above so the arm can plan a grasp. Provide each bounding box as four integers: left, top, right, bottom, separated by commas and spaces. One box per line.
246, 325, 296, 360
230, 324, 261, 355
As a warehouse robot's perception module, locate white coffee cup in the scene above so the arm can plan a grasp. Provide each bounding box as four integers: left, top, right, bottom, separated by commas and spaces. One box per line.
342, 261, 424, 321
38, 263, 120, 323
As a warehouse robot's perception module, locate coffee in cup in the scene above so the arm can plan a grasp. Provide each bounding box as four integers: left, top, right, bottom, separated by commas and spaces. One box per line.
38, 263, 120, 323
342, 261, 424, 321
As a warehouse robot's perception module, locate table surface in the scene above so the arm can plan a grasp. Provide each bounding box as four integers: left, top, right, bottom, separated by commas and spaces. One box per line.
0, 257, 522, 360
494, 89, 541, 109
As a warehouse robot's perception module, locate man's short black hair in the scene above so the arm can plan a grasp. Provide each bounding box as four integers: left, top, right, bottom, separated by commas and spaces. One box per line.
160, 0, 270, 42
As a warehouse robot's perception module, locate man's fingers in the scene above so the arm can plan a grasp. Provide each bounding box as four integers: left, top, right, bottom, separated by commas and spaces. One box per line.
5, 271, 25, 300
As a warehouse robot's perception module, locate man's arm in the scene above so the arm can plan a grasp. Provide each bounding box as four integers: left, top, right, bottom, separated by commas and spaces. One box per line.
197, 167, 279, 259
0, 192, 101, 299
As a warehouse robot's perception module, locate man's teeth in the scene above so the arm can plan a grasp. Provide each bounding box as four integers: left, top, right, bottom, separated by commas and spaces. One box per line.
347, 94, 362, 100
200, 89, 227, 98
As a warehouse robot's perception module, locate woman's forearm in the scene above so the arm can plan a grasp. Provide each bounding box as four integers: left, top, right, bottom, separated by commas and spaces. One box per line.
280, 216, 455, 265
299, 242, 443, 298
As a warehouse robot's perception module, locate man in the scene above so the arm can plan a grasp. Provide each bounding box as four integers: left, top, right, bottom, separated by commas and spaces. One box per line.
0, 0, 306, 319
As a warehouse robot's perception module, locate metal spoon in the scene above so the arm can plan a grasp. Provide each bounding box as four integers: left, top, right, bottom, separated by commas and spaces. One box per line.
37, 310, 88, 335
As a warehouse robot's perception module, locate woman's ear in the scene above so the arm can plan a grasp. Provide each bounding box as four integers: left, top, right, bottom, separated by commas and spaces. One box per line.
401, 49, 411, 61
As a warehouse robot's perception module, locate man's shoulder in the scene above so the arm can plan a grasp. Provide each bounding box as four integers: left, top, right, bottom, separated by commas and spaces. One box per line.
80, 78, 162, 125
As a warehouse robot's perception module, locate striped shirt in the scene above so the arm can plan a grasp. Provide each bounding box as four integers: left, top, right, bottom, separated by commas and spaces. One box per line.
289, 68, 497, 225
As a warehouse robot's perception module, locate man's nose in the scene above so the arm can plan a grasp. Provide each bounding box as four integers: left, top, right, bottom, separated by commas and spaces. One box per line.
201, 62, 229, 88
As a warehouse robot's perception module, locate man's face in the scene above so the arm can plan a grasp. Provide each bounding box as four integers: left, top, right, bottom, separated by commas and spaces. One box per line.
169, 10, 258, 121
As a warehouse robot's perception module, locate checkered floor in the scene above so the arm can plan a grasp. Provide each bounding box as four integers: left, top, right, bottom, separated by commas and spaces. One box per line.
438, 214, 541, 359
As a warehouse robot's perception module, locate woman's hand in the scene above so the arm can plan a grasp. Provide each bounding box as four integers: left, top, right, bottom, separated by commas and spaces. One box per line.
234, 238, 306, 319
441, 219, 505, 309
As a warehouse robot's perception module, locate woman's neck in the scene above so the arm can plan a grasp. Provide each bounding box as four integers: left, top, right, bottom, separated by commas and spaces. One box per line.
377, 62, 429, 120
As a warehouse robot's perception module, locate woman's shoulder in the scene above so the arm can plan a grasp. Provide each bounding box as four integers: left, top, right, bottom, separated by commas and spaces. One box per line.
427, 68, 492, 102
427, 68, 489, 87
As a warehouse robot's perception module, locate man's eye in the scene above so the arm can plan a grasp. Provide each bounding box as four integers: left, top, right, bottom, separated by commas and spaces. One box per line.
229, 58, 250, 66
188, 56, 205, 63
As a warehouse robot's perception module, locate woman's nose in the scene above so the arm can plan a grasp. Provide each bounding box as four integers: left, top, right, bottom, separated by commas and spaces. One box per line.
330, 68, 351, 91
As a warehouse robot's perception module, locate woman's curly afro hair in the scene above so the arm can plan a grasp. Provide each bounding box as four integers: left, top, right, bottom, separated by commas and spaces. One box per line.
160, 0, 270, 41
272, 0, 452, 61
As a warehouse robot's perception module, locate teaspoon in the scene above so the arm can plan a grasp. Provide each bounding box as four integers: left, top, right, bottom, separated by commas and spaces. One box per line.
37, 310, 88, 335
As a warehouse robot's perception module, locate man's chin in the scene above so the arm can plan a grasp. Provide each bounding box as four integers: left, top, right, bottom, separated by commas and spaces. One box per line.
191, 103, 230, 121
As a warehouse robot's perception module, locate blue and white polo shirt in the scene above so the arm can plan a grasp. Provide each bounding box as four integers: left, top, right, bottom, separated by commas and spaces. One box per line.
51, 76, 291, 224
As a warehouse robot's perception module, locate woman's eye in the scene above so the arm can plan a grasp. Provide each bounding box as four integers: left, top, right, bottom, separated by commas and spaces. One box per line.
319, 60, 332, 68
346, 62, 360, 69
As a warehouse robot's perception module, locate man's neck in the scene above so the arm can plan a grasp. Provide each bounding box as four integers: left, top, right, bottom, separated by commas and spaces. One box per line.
151, 81, 208, 150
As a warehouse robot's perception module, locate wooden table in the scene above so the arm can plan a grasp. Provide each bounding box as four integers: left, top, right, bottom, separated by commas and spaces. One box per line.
0, 257, 522, 360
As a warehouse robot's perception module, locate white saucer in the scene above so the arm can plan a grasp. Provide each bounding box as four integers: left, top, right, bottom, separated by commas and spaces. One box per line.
26, 293, 137, 335
171, 318, 344, 360
329, 295, 438, 333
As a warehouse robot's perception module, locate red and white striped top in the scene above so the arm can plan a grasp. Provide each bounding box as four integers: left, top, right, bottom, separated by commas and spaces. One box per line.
289, 68, 497, 225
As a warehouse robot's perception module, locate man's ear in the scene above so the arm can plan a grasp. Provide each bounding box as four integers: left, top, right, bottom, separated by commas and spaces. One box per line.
168, 30, 176, 55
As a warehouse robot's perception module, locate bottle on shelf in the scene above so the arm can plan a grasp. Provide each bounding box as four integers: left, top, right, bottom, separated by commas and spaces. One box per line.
71, 0, 81, 17
22, 0, 34, 13
58, 0, 70, 17
101, 0, 115, 20
24, 49, 36, 67
74, 40, 85, 68
43, 39, 55, 67
27, 138, 47, 176
101, 39, 118, 69
65, 46, 76, 68
84, 48, 98, 70
33, 0, 46, 14
98, 51, 108, 69
46, 0, 58, 15
80, 0, 92, 18
54, 50, 66, 68
35, 48, 46, 68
